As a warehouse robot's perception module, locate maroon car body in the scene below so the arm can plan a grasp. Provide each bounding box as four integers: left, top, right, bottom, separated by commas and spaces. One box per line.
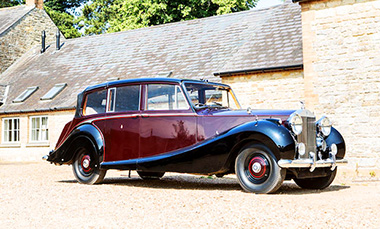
45, 78, 347, 193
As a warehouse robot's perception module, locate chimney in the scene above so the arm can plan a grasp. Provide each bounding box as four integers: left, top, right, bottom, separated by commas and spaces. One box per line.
26, 0, 44, 10
41, 30, 46, 53
56, 29, 61, 50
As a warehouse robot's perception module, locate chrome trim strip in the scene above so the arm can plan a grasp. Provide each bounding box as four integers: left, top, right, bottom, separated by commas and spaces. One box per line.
278, 158, 348, 169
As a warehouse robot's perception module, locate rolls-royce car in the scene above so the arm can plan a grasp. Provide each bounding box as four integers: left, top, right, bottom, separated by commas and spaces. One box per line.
43, 78, 347, 193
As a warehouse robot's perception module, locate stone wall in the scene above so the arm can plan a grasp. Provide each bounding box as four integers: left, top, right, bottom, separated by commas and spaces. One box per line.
299, 0, 380, 175
0, 110, 74, 162
222, 69, 305, 110
0, 7, 59, 74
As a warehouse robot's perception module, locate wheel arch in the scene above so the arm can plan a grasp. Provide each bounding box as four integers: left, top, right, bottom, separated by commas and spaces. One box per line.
48, 124, 105, 164
223, 120, 295, 173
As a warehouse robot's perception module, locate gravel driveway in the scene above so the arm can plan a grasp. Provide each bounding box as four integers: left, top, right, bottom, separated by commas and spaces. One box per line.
1, 162, 379, 228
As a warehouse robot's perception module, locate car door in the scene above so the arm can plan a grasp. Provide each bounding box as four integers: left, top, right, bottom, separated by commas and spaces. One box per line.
101, 84, 142, 162
138, 83, 197, 159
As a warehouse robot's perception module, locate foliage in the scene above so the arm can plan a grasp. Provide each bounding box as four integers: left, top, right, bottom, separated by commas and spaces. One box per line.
44, 0, 85, 13
80, 0, 258, 35
0, 0, 24, 8
44, 6, 81, 38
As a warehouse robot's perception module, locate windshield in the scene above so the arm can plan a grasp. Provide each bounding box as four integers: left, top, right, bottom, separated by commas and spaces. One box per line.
184, 83, 241, 109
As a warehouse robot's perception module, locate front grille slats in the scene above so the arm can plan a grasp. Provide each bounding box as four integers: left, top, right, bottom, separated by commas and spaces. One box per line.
298, 116, 316, 159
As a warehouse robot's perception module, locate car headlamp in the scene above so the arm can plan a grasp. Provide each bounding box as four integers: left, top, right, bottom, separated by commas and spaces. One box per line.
289, 113, 303, 135
317, 116, 332, 137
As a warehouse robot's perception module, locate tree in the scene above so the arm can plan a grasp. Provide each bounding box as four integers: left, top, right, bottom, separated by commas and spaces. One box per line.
44, 6, 82, 38
80, 0, 258, 35
0, 0, 24, 8
44, 0, 86, 38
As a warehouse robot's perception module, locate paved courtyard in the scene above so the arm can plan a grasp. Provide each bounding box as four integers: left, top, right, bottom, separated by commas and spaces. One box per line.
1, 162, 379, 228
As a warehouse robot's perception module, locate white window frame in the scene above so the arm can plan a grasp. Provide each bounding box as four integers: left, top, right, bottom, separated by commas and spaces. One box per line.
29, 116, 49, 143
2, 117, 20, 143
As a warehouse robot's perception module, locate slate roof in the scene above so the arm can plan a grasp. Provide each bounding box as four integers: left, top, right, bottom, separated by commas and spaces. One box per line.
0, 2, 302, 114
0, 5, 34, 36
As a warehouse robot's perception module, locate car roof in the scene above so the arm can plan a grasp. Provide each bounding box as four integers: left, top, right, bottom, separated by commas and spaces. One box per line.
84, 78, 231, 92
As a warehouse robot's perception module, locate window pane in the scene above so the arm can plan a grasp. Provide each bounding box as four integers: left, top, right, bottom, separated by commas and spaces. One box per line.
41, 83, 66, 100
107, 88, 116, 112
148, 84, 186, 110
3, 119, 9, 142
85, 90, 107, 115
115, 85, 140, 112
30, 117, 48, 142
13, 86, 38, 103
174, 86, 189, 110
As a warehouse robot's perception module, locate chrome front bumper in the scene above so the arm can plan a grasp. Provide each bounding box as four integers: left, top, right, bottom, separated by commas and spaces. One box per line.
278, 158, 348, 172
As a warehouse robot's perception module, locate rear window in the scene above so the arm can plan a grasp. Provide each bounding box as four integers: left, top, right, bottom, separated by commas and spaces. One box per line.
84, 90, 107, 115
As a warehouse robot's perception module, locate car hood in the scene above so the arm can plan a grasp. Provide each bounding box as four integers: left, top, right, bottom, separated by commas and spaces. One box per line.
199, 109, 296, 121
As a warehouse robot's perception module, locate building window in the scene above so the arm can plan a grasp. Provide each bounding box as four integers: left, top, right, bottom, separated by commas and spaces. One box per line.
40, 83, 67, 100
2, 118, 20, 143
13, 86, 39, 103
30, 116, 48, 142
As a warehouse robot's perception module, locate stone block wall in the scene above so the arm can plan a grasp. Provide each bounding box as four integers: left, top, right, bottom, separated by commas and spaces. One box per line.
0, 110, 74, 162
0, 7, 59, 74
300, 0, 380, 175
222, 69, 305, 110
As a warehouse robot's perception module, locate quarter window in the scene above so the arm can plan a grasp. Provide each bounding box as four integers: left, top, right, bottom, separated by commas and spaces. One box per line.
2, 118, 20, 143
84, 90, 107, 115
147, 84, 189, 110
30, 116, 48, 142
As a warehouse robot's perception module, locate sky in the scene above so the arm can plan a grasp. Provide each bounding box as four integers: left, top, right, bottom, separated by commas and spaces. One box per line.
256, 0, 284, 9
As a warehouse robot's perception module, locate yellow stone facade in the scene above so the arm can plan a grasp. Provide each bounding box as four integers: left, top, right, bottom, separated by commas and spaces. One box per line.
222, 69, 305, 110
224, 0, 380, 175
300, 0, 380, 174
0, 110, 74, 161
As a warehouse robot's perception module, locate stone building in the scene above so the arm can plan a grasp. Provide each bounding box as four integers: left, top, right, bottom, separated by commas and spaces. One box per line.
222, 0, 380, 176
0, 0, 60, 74
0, 2, 302, 161
0, 0, 379, 177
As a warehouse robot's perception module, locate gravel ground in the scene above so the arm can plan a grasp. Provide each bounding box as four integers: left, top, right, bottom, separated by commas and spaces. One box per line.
1, 162, 379, 228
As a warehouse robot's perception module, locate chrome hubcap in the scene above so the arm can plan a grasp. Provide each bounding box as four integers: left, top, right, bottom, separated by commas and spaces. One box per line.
252, 162, 262, 173
82, 158, 90, 169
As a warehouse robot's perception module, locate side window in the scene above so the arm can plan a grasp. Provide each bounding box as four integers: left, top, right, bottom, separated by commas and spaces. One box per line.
84, 90, 107, 115
111, 85, 140, 112
147, 84, 189, 110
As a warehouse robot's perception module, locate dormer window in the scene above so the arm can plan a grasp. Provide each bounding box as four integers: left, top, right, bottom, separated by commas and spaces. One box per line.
13, 86, 38, 103
41, 83, 67, 100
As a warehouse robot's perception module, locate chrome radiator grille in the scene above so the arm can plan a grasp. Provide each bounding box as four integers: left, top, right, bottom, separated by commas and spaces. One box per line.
298, 116, 316, 158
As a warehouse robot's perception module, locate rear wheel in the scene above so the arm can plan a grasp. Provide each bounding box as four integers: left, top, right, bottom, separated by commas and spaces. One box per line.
72, 145, 106, 185
137, 171, 165, 180
294, 169, 337, 189
235, 143, 285, 194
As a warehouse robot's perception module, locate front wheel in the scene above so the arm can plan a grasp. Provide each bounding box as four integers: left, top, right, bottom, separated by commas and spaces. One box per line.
294, 169, 337, 189
72, 146, 106, 185
235, 143, 285, 194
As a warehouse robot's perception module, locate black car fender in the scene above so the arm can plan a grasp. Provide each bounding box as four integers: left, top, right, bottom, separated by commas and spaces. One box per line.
325, 127, 346, 159
47, 124, 105, 164
221, 120, 296, 171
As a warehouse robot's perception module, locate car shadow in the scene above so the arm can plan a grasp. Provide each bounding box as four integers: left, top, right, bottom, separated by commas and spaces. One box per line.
59, 175, 350, 194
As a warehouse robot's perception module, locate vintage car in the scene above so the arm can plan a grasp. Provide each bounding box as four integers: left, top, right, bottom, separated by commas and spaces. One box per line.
44, 78, 347, 193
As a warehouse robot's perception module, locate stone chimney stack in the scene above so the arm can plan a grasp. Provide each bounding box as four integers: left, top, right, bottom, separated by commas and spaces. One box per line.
26, 0, 44, 10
